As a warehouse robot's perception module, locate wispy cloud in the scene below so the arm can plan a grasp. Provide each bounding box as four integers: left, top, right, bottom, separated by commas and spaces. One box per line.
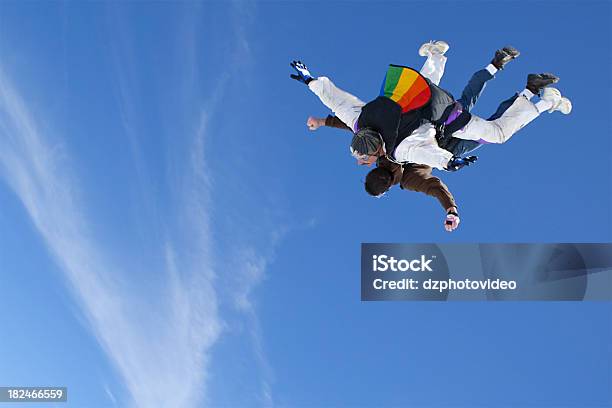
0, 62, 220, 408
0, 1, 278, 407
213, 1, 281, 405
104, 384, 118, 407
230, 243, 282, 408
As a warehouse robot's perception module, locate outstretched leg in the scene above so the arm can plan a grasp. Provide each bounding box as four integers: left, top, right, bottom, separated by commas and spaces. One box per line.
453, 95, 539, 143
446, 65, 497, 156
452, 87, 571, 144
443, 47, 520, 155
418, 40, 449, 85
486, 73, 561, 121
445, 91, 516, 156
457, 66, 496, 112
487, 94, 520, 121
420, 53, 447, 85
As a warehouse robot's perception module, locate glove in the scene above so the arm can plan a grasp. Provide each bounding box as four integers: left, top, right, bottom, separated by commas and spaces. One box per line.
290, 60, 314, 85
446, 155, 478, 172
444, 211, 460, 232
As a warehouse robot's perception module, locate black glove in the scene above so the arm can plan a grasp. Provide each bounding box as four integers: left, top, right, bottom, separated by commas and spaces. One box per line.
290, 60, 314, 85
446, 155, 478, 172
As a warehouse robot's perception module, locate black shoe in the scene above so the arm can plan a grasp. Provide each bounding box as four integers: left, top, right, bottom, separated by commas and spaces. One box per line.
526, 73, 560, 95
491, 46, 520, 70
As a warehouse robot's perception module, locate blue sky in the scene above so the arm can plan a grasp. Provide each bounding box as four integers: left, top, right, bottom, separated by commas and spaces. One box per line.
0, 1, 610, 407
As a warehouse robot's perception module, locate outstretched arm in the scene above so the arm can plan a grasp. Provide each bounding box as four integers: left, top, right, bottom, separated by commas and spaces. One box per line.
401, 164, 460, 232
307, 115, 352, 132
291, 60, 365, 131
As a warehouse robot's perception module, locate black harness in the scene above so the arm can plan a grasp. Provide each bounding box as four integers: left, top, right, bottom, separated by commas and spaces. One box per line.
434, 110, 472, 151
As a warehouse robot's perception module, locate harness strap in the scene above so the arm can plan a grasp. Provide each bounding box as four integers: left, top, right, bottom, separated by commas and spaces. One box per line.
435, 110, 472, 149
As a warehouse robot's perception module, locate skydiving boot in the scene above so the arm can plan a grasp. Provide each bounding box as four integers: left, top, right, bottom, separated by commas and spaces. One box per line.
491, 46, 520, 70
526, 73, 560, 96
541, 88, 572, 114
419, 40, 450, 57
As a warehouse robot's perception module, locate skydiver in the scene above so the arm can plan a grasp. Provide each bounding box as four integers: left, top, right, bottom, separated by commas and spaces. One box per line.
297, 41, 565, 231
304, 41, 506, 232
290, 42, 572, 171
369, 157, 463, 232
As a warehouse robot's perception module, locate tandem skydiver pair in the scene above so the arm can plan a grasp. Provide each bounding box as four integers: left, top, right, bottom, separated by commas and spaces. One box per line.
290, 41, 572, 232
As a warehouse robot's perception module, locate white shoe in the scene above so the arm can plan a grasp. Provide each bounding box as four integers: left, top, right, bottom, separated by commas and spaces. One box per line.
555, 97, 572, 114
542, 88, 572, 114
418, 40, 449, 57
541, 87, 561, 111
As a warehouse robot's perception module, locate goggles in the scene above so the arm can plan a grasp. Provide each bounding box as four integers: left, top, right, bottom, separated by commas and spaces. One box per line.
350, 146, 371, 161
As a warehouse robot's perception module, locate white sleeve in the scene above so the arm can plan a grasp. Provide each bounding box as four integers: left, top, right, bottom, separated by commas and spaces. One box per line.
308, 77, 365, 132
393, 123, 453, 170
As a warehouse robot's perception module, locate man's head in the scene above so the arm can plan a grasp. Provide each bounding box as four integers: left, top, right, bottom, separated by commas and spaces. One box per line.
350, 128, 383, 166
365, 167, 394, 197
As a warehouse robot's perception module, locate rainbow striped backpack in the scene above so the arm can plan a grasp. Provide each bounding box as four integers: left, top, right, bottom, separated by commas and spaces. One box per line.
379, 64, 432, 113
